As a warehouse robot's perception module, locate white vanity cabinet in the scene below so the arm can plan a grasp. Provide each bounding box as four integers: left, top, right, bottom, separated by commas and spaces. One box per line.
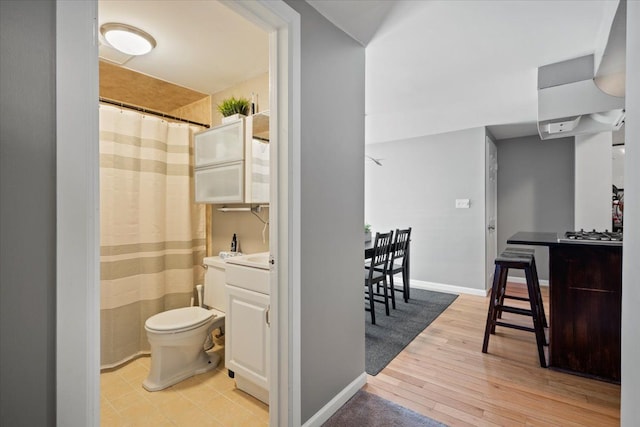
193, 113, 269, 204
224, 253, 270, 404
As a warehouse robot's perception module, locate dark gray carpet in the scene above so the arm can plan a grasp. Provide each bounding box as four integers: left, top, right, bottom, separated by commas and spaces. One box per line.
366, 288, 457, 375
323, 390, 447, 427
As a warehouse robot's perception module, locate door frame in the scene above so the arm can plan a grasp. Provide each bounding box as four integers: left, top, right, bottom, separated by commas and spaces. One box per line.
485, 135, 498, 291
55, 1, 301, 426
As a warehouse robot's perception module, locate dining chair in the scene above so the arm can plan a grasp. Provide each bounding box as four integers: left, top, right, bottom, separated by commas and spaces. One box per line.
387, 227, 412, 306
365, 231, 393, 325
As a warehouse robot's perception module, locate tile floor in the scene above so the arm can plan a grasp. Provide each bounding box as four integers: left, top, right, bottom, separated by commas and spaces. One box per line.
101, 346, 269, 426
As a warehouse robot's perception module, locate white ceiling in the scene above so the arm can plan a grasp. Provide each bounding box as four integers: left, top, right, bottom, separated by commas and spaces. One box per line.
100, 0, 619, 142
98, 0, 269, 95
308, 0, 619, 142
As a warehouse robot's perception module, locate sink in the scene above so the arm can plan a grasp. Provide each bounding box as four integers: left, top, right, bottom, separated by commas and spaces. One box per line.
226, 252, 270, 270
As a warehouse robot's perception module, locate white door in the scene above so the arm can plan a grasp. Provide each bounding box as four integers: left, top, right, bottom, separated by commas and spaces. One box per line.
485, 136, 498, 290
225, 285, 270, 390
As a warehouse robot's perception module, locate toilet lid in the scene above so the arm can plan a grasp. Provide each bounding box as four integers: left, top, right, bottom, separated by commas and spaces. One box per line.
145, 306, 214, 332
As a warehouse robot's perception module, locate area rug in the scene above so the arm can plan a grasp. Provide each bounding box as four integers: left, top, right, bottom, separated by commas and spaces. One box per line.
366, 288, 457, 375
323, 390, 447, 427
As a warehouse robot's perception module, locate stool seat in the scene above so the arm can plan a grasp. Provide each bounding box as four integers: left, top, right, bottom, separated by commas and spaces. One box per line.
482, 249, 548, 368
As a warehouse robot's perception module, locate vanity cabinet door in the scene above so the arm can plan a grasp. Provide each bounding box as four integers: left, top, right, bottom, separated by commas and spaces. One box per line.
225, 285, 269, 390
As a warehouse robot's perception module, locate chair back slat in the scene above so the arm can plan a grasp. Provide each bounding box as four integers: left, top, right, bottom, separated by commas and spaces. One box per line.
371, 231, 393, 274
390, 227, 412, 266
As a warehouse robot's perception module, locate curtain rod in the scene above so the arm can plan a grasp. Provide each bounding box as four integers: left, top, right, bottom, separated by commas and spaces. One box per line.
99, 97, 210, 128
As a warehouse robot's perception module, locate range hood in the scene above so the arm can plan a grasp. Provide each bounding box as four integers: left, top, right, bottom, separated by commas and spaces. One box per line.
537, 54, 625, 140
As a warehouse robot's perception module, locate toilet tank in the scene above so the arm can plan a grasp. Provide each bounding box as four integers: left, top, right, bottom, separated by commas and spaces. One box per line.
202, 256, 226, 312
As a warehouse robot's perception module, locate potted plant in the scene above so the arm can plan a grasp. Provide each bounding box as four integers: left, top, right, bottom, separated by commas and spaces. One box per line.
217, 96, 250, 123
365, 224, 372, 243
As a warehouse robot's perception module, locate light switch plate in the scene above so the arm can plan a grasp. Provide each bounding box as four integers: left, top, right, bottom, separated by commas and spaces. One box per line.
456, 199, 470, 209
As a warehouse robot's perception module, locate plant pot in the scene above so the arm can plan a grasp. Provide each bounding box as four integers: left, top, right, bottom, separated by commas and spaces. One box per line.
221, 113, 246, 124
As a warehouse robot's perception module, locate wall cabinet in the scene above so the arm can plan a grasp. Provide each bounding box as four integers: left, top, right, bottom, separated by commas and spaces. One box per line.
194, 114, 269, 204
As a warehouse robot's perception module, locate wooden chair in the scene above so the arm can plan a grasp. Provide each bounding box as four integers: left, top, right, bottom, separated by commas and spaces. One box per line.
386, 227, 412, 308
365, 231, 393, 325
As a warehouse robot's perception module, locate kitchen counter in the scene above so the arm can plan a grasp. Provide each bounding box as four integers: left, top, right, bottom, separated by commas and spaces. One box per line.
506, 231, 560, 246
507, 232, 622, 382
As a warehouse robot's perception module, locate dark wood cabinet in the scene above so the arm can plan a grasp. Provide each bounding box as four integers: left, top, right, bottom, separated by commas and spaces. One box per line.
549, 244, 622, 382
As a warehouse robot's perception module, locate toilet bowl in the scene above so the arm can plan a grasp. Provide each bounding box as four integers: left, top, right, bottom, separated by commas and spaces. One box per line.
143, 256, 227, 391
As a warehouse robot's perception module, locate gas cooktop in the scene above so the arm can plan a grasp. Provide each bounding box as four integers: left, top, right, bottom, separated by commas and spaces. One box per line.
558, 229, 623, 245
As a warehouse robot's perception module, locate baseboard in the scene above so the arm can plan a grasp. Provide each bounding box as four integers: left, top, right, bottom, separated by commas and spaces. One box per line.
410, 279, 489, 297
301, 372, 367, 427
507, 275, 549, 287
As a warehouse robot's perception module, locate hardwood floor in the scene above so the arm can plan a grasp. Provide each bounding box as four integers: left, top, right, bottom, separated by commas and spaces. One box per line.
365, 283, 621, 426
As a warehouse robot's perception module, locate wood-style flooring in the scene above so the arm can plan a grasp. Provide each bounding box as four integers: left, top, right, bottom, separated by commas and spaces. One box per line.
365, 282, 621, 426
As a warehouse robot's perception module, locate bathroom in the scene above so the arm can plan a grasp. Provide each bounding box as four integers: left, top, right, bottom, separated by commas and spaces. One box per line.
98, 1, 272, 425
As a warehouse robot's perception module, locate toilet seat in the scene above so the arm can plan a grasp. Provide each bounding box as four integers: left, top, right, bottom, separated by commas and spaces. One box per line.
145, 306, 215, 333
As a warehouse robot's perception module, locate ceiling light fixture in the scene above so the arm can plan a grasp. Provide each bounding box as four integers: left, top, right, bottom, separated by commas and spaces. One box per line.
100, 23, 156, 56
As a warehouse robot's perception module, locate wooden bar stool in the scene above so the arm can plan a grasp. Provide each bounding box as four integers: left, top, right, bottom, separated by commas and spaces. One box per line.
497, 247, 547, 328
482, 250, 548, 367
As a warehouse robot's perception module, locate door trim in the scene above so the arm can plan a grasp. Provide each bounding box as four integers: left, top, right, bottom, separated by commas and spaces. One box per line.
55, 1, 301, 425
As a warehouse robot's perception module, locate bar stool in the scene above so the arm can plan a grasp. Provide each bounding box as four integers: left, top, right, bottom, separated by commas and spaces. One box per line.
497, 247, 547, 328
482, 249, 548, 367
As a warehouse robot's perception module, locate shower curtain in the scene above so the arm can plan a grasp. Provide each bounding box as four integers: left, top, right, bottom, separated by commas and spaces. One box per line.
99, 104, 206, 368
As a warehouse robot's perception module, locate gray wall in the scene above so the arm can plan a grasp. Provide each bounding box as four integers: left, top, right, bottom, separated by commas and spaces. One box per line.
622, 2, 640, 425
284, 1, 366, 423
365, 127, 487, 291
0, 1, 57, 425
496, 134, 574, 280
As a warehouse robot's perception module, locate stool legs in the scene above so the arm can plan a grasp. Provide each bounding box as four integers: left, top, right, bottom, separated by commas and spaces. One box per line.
482, 264, 504, 353
482, 255, 547, 368
524, 266, 547, 367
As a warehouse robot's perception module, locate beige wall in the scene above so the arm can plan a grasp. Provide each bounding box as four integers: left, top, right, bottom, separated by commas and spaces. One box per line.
209, 205, 270, 255
169, 96, 212, 126
99, 61, 211, 125
210, 72, 269, 126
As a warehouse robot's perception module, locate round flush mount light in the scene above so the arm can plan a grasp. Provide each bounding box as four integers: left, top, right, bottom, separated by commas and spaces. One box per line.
100, 23, 156, 56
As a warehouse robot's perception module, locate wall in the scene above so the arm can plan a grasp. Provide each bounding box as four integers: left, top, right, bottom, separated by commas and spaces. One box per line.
210, 205, 270, 254
99, 61, 210, 123
496, 134, 575, 280
209, 72, 269, 126
621, 2, 639, 425
169, 96, 212, 126
284, 0, 366, 423
574, 132, 613, 230
0, 0, 56, 424
365, 127, 487, 292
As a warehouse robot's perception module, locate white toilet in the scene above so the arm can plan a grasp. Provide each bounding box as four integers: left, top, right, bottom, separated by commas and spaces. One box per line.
143, 256, 226, 391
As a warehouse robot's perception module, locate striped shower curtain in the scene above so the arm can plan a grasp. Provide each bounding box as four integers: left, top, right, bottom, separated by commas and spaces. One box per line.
99, 104, 206, 368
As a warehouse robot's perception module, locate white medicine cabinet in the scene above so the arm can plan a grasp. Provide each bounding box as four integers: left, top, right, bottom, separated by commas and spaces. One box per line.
194, 113, 269, 204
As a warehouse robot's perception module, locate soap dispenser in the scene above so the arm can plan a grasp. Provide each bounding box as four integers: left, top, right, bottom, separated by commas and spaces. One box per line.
231, 233, 237, 252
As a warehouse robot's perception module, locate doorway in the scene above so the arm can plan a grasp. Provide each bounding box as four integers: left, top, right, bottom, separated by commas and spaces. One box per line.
55, 1, 301, 426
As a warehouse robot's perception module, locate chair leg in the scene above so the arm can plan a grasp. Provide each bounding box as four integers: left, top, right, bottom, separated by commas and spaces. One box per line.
367, 282, 376, 325
402, 267, 409, 302
389, 274, 397, 309
483, 264, 503, 353
382, 278, 390, 316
